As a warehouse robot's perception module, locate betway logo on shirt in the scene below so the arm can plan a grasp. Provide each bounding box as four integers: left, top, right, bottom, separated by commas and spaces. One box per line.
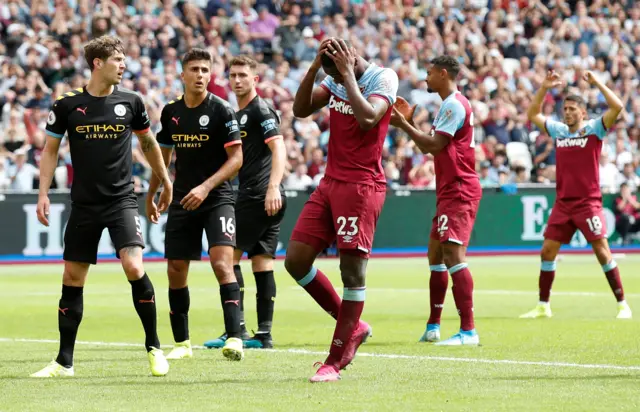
556, 137, 588, 148
329, 95, 353, 115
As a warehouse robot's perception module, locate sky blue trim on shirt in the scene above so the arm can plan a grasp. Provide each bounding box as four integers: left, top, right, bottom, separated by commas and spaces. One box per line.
46, 130, 64, 139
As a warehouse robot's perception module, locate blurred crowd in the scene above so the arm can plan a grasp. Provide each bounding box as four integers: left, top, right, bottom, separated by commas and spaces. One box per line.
2, 0, 640, 195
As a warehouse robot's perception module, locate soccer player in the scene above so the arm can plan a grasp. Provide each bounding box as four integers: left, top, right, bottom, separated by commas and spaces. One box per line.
520, 70, 632, 319
145, 48, 245, 361
288, 38, 398, 382
32, 36, 172, 377
391, 56, 481, 346
203, 55, 286, 350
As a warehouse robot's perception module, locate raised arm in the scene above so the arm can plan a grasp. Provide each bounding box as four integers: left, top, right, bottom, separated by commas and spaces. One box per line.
325, 39, 396, 130
527, 71, 562, 134
292, 38, 332, 118
583, 71, 623, 129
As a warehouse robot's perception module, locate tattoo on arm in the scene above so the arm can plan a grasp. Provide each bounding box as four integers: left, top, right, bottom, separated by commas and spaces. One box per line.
137, 130, 157, 153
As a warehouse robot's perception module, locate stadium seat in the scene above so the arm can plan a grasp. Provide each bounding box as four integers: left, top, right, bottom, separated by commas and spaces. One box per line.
506, 141, 533, 173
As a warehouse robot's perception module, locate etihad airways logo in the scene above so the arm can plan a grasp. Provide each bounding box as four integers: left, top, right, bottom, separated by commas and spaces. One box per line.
556, 137, 588, 149
75, 124, 125, 139
171, 134, 209, 148
329, 95, 353, 115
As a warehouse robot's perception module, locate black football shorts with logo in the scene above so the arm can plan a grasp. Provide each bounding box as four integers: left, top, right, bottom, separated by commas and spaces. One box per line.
164, 202, 236, 260
63, 205, 145, 264
235, 194, 287, 258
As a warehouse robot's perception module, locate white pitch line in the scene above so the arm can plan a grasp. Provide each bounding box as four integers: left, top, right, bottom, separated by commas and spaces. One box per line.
1, 337, 639, 372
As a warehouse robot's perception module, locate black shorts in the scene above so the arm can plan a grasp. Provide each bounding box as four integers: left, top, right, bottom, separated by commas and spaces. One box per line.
236, 194, 287, 258
64, 205, 144, 265
165, 203, 236, 260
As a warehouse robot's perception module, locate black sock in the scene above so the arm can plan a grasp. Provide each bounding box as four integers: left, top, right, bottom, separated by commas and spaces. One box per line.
129, 274, 160, 351
254, 270, 276, 334
220, 282, 241, 339
56, 285, 84, 368
234, 265, 246, 331
169, 287, 190, 343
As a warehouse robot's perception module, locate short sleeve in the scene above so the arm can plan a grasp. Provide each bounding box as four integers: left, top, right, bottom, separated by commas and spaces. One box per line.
219, 103, 242, 148
44, 101, 67, 139
260, 106, 282, 144
320, 76, 335, 95
544, 119, 567, 140
591, 117, 608, 140
132, 94, 151, 133
366, 68, 399, 105
156, 106, 173, 148
435, 99, 466, 138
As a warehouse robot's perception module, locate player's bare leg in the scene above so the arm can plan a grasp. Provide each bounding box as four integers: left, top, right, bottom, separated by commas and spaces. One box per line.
311, 252, 372, 382
420, 237, 447, 342
285, 240, 341, 319
120, 246, 168, 376
31, 261, 89, 377
166, 259, 193, 359
243, 254, 277, 348
210, 245, 244, 360
520, 239, 561, 319
591, 239, 632, 319
435, 243, 479, 346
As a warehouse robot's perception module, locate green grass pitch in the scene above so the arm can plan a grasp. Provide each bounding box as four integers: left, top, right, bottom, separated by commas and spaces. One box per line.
0, 255, 639, 411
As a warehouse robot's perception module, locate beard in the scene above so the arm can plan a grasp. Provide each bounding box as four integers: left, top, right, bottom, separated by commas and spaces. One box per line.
427, 87, 435, 93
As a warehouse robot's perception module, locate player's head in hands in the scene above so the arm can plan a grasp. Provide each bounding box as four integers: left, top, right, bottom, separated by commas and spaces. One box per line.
84, 35, 126, 86
181, 48, 212, 95
229, 55, 259, 98
320, 38, 361, 85
425, 55, 460, 94
562, 94, 587, 127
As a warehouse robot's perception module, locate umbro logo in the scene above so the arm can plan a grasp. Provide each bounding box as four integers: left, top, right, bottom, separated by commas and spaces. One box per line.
332, 339, 343, 347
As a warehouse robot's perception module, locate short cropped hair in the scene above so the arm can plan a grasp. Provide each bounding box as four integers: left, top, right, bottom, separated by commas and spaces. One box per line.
564, 94, 586, 108
181, 48, 212, 67
430, 55, 461, 79
229, 55, 258, 71
84, 36, 125, 70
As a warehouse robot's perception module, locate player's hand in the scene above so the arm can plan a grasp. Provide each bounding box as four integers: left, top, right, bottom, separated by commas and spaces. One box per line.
36, 195, 50, 227
394, 96, 417, 122
311, 38, 334, 71
180, 184, 208, 211
541, 70, 563, 90
145, 194, 160, 224
583, 70, 599, 85
265, 185, 282, 217
158, 181, 172, 214
325, 39, 356, 76
390, 107, 406, 127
